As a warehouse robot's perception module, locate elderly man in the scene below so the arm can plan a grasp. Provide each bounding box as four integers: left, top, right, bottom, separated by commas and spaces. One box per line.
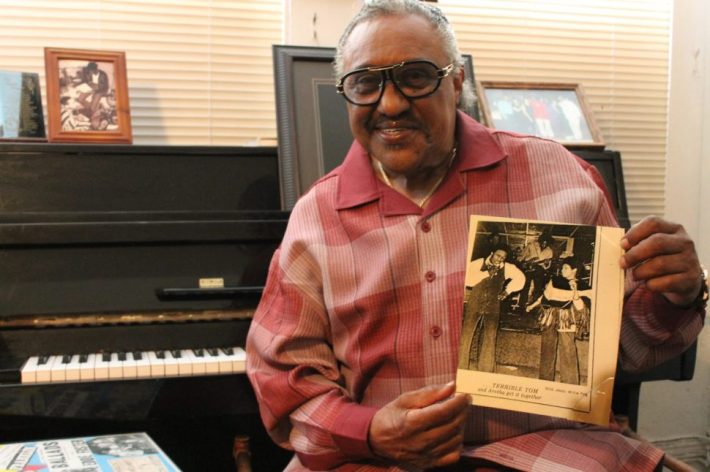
247, 1, 705, 470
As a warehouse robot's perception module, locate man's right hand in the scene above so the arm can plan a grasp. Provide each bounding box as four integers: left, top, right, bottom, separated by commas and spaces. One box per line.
368, 381, 470, 469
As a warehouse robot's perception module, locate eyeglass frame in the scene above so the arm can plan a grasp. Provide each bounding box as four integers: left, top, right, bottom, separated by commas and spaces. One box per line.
335, 60, 456, 106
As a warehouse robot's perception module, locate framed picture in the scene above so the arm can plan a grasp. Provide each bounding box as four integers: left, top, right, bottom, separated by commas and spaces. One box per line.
0, 71, 47, 142
571, 149, 629, 229
476, 81, 604, 150
273, 44, 479, 210
44, 48, 132, 144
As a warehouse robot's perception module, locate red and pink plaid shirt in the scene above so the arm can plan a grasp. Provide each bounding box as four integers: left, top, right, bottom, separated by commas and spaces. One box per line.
247, 112, 704, 471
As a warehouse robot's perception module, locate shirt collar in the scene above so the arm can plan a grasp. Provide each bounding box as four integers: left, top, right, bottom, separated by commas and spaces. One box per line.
335, 111, 507, 212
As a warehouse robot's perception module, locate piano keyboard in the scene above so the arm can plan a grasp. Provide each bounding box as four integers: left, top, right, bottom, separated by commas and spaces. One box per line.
19, 347, 246, 384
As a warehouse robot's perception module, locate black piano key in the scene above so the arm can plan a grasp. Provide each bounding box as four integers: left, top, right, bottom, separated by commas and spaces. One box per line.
221, 347, 234, 355
156, 350, 166, 359
102, 352, 111, 362
207, 348, 219, 357
170, 350, 182, 358
117, 352, 127, 361
132, 351, 143, 360
62, 354, 73, 364
79, 354, 89, 363
193, 349, 204, 357
38, 355, 51, 365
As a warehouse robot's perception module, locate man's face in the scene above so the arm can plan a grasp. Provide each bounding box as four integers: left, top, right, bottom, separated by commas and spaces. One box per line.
491, 249, 507, 265
340, 14, 463, 178
561, 263, 577, 280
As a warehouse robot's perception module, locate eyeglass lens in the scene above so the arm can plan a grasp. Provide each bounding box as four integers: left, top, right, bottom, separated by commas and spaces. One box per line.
342, 62, 442, 105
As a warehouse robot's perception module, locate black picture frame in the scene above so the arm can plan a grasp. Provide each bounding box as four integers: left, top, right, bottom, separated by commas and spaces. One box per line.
571, 149, 629, 229
273, 44, 479, 210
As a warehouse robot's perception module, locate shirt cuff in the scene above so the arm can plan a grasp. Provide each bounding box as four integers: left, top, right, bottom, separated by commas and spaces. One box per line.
331, 402, 379, 458
630, 287, 701, 337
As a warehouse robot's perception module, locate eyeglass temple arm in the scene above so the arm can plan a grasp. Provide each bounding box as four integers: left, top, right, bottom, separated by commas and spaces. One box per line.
437, 63, 455, 78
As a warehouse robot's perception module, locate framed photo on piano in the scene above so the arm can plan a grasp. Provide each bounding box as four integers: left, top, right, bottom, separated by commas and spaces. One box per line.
272, 44, 479, 210
44, 47, 132, 144
476, 81, 604, 150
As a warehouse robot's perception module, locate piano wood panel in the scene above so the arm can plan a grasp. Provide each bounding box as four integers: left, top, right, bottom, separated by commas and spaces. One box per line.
0, 144, 293, 470
0, 144, 281, 213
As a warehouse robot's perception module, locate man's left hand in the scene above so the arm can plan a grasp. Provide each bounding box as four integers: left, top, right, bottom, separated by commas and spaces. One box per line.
620, 216, 702, 307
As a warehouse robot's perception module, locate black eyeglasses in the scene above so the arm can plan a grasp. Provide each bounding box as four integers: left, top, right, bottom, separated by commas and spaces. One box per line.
336, 60, 455, 106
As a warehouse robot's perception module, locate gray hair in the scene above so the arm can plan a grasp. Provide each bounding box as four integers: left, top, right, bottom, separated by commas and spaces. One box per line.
334, 0, 475, 111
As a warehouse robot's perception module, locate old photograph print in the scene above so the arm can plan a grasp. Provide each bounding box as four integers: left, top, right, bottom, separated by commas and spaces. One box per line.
57, 59, 119, 132
457, 215, 624, 425
459, 219, 596, 386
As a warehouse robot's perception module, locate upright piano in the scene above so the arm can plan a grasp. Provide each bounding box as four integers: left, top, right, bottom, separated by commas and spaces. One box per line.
0, 143, 293, 470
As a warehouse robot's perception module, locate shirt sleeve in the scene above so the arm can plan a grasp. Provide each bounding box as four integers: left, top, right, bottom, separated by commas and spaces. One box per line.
618, 275, 705, 373
504, 263, 526, 293
577, 155, 705, 373
245, 201, 378, 470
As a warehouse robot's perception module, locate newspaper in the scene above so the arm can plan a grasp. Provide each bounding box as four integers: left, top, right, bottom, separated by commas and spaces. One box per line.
456, 215, 624, 426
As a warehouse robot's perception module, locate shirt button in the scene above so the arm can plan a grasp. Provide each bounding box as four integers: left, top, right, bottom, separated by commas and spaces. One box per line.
421, 221, 431, 233
430, 326, 442, 338
425, 271, 436, 282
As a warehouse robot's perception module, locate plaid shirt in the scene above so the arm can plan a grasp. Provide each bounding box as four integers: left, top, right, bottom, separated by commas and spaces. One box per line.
246, 112, 704, 471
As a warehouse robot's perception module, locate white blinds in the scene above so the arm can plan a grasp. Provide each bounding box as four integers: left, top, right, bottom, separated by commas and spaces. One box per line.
0, 1, 670, 222
0, 0, 283, 145
440, 0, 671, 222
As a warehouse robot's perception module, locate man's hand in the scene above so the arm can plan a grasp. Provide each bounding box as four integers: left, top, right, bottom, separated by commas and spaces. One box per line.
368, 381, 470, 469
620, 216, 702, 306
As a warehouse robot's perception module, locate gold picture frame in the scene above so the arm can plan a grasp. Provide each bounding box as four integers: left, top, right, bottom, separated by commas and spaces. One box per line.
476, 81, 604, 150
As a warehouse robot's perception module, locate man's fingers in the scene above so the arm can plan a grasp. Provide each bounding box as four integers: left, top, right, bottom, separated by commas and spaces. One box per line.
622, 231, 689, 270
622, 215, 682, 249
406, 392, 470, 429
397, 381, 457, 409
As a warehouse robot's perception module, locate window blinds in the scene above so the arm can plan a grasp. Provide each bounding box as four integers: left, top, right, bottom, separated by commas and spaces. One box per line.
0, 1, 670, 222
440, 0, 671, 222
0, 0, 283, 146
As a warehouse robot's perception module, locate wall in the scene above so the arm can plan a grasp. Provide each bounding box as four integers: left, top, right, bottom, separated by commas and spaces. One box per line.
641, 0, 709, 461
285, 0, 360, 46
287, 0, 709, 459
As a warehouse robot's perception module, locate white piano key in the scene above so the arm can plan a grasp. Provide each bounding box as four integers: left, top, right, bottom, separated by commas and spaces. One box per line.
147, 351, 166, 377
121, 352, 138, 378
20, 356, 40, 383
218, 347, 244, 373
182, 349, 205, 375
64, 354, 82, 381
79, 353, 97, 381
50, 354, 70, 382
231, 347, 247, 373
203, 348, 222, 374
163, 350, 180, 377
94, 352, 111, 380
132, 351, 152, 378
108, 352, 124, 379
175, 349, 194, 376
213, 348, 234, 374
35, 355, 54, 383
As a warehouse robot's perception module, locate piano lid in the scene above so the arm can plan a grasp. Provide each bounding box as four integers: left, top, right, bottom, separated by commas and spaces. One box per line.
0, 144, 290, 322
